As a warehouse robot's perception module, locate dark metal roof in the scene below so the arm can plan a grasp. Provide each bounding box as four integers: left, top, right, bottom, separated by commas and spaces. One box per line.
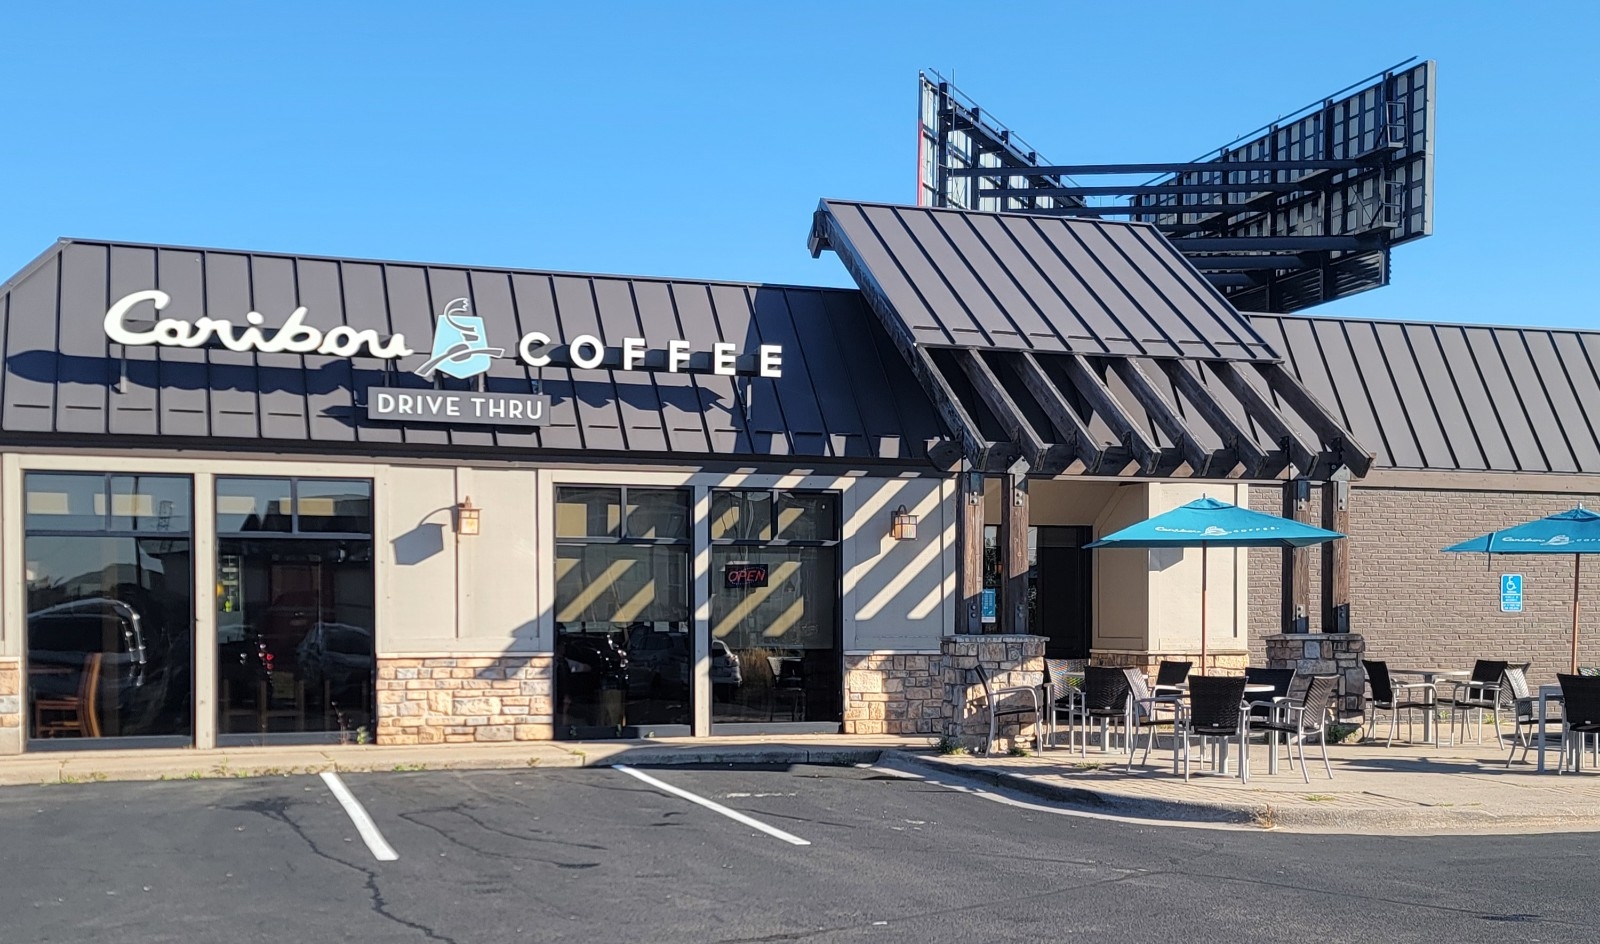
0, 239, 944, 464
1257, 313, 1600, 475
809, 200, 1370, 480
808, 199, 1279, 361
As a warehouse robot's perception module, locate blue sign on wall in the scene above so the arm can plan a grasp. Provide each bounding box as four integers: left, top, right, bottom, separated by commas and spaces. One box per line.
1501, 574, 1524, 613
981, 588, 997, 623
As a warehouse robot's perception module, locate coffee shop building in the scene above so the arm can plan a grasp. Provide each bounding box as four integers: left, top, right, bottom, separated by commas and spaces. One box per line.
2, 199, 1598, 755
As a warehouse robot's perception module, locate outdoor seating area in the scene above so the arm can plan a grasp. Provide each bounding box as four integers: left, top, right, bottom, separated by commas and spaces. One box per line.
976, 654, 1600, 790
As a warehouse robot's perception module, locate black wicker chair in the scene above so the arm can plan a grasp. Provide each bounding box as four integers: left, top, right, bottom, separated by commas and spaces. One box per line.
1244, 667, 1296, 725
1063, 665, 1130, 755
1253, 675, 1340, 783
1176, 675, 1249, 782
1449, 659, 1510, 744
1363, 660, 1438, 746
1557, 673, 1600, 774
1152, 660, 1193, 696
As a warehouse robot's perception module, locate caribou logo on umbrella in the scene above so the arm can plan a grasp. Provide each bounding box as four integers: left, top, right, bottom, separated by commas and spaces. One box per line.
414, 297, 504, 380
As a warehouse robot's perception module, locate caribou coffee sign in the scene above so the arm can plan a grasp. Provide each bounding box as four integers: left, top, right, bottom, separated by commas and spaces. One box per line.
104, 290, 783, 429
102, 290, 785, 380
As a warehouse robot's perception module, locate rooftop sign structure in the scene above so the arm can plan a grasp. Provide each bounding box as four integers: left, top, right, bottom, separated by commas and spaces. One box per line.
917, 59, 1435, 313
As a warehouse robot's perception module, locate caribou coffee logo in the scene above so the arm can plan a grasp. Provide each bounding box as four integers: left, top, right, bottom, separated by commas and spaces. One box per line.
101, 290, 783, 378
413, 298, 502, 381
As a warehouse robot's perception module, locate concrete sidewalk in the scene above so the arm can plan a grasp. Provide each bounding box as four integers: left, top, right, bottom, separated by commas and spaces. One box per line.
6, 731, 1600, 833
887, 734, 1600, 832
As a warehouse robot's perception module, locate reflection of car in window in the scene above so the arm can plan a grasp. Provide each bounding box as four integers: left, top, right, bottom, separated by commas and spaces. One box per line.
26, 597, 173, 734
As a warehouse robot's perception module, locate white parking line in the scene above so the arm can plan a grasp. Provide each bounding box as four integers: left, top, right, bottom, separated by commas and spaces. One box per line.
612, 765, 811, 846
320, 771, 400, 861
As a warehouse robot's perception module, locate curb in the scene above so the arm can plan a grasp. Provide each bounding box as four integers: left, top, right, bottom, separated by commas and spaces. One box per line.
878, 751, 1263, 825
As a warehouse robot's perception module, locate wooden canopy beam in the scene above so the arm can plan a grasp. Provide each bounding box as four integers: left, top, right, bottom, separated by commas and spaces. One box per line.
1058, 354, 1163, 474
1164, 360, 1277, 479
1009, 353, 1104, 471
955, 349, 1047, 472
1209, 360, 1320, 477
1256, 362, 1375, 478
1105, 358, 1212, 475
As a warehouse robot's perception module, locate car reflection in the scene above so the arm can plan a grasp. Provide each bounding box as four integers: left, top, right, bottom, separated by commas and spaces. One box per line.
26, 597, 176, 737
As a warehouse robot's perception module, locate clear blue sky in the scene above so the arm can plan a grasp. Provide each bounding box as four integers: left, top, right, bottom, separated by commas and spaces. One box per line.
3, 2, 1595, 326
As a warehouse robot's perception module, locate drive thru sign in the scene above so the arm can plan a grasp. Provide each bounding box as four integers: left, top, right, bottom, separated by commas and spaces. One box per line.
1501, 574, 1524, 613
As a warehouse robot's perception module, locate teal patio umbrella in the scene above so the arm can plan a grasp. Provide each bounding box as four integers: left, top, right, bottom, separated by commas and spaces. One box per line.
1087, 497, 1346, 668
1443, 507, 1600, 673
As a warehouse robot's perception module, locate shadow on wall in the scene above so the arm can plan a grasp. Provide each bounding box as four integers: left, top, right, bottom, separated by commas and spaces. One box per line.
393, 522, 445, 566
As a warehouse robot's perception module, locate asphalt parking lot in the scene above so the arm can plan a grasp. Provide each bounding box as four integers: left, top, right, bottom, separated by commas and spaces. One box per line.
2, 762, 1597, 943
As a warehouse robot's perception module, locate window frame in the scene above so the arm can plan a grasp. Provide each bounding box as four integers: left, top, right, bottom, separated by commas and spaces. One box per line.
709, 488, 841, 548
215, 476, 374, 539
23, 471, 194, 538
555, 485, 692, 547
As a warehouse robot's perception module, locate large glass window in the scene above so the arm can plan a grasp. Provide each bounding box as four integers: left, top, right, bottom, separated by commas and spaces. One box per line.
216, 478, 375, 743
25, 473, 194, 743
555, 486, 691, 738
710, 489, 841, 727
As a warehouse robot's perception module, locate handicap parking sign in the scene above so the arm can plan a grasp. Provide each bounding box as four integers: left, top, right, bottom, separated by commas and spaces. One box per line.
1501, 574, 1523, 613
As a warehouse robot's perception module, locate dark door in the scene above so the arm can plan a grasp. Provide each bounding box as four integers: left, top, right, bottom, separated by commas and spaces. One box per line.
1034, 526, 1093, 660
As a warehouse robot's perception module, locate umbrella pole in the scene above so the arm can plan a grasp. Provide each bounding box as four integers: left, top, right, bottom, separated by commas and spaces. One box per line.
1200, 545, 1209, 672
1574, 554, 1583, 675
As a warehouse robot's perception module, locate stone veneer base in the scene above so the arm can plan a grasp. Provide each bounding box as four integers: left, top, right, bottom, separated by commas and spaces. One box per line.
0, 659, 19, 752
843, 653, 943, 736
376, 654, 554, 745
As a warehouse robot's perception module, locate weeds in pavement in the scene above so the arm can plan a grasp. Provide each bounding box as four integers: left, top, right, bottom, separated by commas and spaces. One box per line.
1304, 794, 1336, 802
935, 735, 968, 756
1006, 744, 1031, 757
392, 763, 428, 772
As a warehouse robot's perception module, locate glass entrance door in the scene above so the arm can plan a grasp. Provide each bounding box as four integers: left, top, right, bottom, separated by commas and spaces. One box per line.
984, 524, 1093, 658
709, 490, 842, 731
554, 487, 692, 739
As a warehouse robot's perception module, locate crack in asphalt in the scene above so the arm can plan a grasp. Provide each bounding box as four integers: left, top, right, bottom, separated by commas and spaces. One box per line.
226, 796, 461, 944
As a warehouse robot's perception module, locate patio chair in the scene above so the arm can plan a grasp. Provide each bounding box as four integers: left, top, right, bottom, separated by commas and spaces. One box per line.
1122, 668, 1182, 771
1449, 659, 1509, 744
1363, 660, 1438, 746
1176, 675, 1250, 783
1502, 664, 1545, 767
1043, 658, 1087, 749
970, 663, 1042, 755
1151, 660, 1192, 696
1252, 674, 1340, 783
1556, 673, 1600, 774
1063, 665, 1131, 755
1244, 667, 1296, 729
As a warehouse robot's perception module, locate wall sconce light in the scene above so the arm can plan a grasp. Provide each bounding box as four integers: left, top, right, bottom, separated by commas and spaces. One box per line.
890, 504, 918, 541
455, 496, 481, 536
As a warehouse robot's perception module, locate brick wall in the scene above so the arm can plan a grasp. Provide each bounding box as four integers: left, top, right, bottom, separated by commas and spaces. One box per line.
1250, 484, 1600, 685
376, 654, 554, 744
843, 653, 942, 736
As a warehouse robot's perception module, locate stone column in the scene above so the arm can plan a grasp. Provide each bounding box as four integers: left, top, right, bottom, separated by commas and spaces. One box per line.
1264, 632, 1366, 715
940, 634, 1046, 752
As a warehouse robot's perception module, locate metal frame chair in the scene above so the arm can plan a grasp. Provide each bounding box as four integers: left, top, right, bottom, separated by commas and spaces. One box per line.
1043, 658, 1087, 749
1363, 660, 1438, 746
970, 663, 1041, 755
1251, 675, 1340, 783
1122, 668, 1182, 771
1449, 659, 1509, 744
1501, 664, 1543, 766
1556, 673, 1600, 774
1175, 676, 1249, 783
1151, 660, 1192, 697
1064, 665, 1130, 755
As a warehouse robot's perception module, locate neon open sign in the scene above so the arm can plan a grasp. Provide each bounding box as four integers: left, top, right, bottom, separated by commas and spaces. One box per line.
724, 563, 770, 589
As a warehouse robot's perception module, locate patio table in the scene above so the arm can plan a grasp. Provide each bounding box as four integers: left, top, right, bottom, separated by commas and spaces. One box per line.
1173, 682, 1276, 777
1387, 668, 1469, 743
1537, 683, 1564, 773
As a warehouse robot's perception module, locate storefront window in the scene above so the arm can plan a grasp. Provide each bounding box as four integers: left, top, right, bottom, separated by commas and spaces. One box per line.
710, 489, 841, 727
555, 486, 691, 738
216, 477, 375, 743
25, 473, 194, 743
